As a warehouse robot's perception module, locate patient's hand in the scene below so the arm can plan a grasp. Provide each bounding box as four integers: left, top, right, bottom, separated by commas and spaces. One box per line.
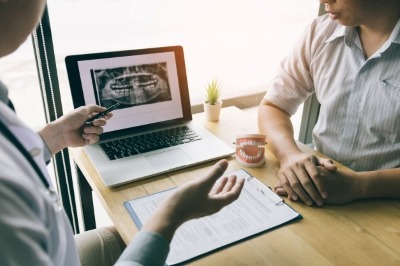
276, 152, 337, 206
274, 167, 361, 205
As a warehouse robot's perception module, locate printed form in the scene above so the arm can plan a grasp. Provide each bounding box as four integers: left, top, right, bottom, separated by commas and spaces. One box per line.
125, 169, 301, 265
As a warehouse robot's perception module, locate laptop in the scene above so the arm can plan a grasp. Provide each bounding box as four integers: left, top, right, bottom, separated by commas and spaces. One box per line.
65, 46, 234, 187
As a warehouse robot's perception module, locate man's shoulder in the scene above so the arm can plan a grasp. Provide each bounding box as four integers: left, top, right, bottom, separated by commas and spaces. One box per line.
308, 14, 341, 41
300, 14, 344, 55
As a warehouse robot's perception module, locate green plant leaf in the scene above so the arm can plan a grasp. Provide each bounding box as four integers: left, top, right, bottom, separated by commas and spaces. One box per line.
204, 78, 221, 105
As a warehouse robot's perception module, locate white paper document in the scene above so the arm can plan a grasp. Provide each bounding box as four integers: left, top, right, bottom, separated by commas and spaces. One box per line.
125, 169, 302, 265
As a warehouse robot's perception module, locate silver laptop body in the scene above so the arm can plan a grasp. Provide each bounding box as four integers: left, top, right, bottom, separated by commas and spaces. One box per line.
66, 46, 234, 187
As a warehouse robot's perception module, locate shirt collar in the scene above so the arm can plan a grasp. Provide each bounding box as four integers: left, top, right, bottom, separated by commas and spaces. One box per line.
326, 24, 346, 43
325, 18, 400, 54
389, 17, 400, 44
373, 17, 400, 56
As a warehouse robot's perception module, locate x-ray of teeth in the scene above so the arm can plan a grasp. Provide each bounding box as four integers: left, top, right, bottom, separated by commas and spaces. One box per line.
92, 63, 171, 108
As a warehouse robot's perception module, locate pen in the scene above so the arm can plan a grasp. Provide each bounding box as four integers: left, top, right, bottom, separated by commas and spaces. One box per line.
85, 103, 120, 126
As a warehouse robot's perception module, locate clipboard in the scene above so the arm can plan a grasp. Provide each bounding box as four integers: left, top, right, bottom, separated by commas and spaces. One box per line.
124, 169, 302, 265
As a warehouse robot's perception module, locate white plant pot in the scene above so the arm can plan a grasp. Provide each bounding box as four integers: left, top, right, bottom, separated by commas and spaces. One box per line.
204, 100, 222, 121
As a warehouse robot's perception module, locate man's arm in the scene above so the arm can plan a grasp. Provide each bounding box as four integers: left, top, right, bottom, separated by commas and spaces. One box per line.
258, 99, 336, 206
116, 159, 245, 266
275, 167, 400, 204
258, 99, 300, 162
357, 168, 400, 200
0, 179, 52, 265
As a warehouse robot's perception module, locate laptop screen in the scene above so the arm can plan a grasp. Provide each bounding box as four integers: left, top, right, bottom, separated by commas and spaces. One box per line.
65, 46, 192, 137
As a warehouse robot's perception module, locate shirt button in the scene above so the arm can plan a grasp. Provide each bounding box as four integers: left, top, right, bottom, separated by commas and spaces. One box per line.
30, 147, 42, 157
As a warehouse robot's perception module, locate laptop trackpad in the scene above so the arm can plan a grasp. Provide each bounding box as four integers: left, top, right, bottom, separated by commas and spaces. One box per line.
145, 148, 192, 169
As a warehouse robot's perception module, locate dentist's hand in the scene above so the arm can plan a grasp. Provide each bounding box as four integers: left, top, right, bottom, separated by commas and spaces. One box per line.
142, 159, 245, 241
39, 104, 113, 154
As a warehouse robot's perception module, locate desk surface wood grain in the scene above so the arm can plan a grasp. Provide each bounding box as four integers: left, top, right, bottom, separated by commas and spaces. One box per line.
70, 106, 400, 266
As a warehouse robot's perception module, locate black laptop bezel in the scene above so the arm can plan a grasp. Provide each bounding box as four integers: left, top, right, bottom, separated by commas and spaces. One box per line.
65, 45, 192, 140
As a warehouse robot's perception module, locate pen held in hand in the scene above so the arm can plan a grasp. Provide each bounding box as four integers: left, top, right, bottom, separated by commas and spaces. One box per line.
85, 103, 120, 126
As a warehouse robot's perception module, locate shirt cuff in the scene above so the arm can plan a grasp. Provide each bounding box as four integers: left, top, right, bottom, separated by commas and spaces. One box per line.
116, 231, 170, 266
38, 133, 52, 164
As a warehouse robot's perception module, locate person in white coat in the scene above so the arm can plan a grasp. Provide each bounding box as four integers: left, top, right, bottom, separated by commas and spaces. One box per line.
0, 1, 244, 265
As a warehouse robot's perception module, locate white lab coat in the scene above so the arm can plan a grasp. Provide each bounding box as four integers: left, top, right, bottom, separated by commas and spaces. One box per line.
0, 101, 81, 265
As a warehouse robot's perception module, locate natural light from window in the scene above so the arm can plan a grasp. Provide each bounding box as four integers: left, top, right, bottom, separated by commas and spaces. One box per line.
0, 0, 319, 128
48, 0, 319, 110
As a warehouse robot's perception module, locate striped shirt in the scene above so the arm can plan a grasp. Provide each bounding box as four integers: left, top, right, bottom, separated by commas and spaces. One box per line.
264, 14, 400, 172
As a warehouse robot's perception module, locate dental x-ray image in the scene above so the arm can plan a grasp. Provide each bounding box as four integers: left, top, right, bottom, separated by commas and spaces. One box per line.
91, 62, 171, 109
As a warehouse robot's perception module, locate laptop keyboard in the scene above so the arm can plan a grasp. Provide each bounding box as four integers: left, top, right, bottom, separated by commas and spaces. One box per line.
99, 126, 202, 160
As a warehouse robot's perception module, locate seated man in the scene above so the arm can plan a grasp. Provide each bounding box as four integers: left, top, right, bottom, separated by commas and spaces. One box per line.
258, 0, 400, 206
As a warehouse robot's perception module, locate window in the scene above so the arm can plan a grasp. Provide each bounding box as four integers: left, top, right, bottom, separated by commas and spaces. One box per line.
47, 0, 319, 112
1, 1, 319, 121
0, 42, 45, 129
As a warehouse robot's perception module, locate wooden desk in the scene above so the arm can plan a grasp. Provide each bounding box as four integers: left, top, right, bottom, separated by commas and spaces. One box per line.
70, 106, 400, 266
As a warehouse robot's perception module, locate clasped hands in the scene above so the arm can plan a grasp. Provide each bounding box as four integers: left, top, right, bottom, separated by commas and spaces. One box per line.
273, 152, 360, 206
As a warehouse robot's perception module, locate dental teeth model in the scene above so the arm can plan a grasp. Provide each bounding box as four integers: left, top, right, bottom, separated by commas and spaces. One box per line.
235, 134, 266, 167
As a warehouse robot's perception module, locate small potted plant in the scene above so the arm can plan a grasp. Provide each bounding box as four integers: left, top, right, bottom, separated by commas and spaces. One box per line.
203, 78, 222, 121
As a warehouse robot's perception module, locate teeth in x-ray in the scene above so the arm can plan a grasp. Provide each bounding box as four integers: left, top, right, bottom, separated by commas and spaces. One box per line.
110, 73, 159, 102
